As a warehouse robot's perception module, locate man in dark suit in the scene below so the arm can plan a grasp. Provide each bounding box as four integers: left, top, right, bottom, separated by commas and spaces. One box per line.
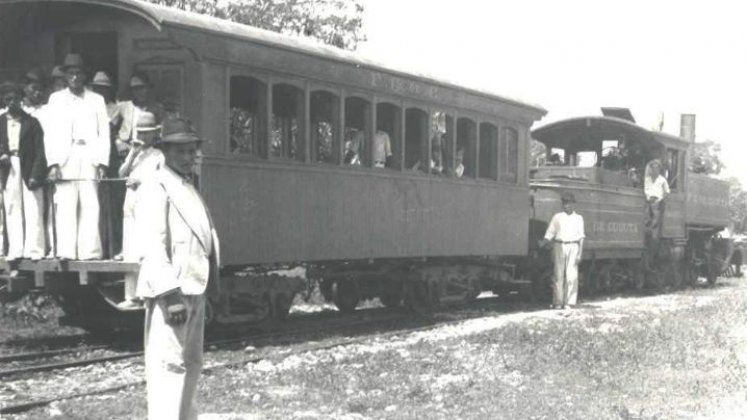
0, 81, 48, 260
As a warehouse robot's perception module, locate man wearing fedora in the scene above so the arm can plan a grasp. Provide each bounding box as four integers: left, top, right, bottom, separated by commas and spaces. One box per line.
539, 191, 585, 310
116, 111, 163, 309
46, 53, 110, 260
136, 117, 219, 419
0, 82, 48, 260
117, 73, 164, 158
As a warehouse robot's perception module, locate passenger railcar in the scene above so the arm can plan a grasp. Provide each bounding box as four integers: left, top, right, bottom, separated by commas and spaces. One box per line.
0, 0, 546, 329
528, 116, 731, 296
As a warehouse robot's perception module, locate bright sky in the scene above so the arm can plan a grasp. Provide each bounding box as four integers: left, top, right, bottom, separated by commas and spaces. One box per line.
358, 0, 747, 182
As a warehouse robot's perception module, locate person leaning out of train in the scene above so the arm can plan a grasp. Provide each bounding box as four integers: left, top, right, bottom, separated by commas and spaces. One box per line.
0, 81, 48, 261
115, 111, 163, 309
135, 117, 219, 419
643, 159, 670, 235
538, 192, 585, 310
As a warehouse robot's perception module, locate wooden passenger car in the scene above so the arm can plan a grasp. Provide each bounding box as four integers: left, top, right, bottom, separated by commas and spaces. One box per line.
529, 116, 730, 291
0, 0, 546, 327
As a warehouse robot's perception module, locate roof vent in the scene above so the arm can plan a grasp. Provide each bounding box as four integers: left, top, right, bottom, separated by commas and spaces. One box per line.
601, 107, 635, 123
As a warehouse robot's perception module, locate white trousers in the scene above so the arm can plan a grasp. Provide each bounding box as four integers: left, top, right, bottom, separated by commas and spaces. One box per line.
552, 242, 580, 306
122, 189, 138, 299
4, 156, 45, 259
144, 294, 204, 420
54, 144, 102, 259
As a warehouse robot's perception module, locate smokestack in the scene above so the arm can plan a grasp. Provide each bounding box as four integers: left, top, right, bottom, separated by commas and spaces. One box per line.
680, 114, 696, 143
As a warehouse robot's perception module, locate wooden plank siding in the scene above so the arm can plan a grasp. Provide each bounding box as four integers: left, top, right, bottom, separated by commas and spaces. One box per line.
202, 158, 529, 265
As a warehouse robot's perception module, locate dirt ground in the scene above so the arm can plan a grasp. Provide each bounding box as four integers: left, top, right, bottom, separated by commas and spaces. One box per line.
6, 279, 747, 419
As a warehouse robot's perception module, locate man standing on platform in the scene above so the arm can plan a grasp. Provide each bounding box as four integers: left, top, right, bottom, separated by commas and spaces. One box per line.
117, 73, 164, 158
539, 192, 585, 310
46, 54, 110, 260
0, 82, 47, 260
136, 117, 219, 420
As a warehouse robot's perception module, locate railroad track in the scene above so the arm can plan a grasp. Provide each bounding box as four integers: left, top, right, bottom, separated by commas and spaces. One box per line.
0, 298, 532, 415
0, 314, 462, 415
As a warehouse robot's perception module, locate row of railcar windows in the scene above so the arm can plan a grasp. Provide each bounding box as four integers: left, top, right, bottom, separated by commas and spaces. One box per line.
228, 75, 518, 183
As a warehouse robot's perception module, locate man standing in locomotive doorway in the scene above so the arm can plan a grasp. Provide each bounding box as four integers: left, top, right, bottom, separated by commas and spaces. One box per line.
540, 191, 585, 309
46, 53, 110, 260
136, 117, 219, 420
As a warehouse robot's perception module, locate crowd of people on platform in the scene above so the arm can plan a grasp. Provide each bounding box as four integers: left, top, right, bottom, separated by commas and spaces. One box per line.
0, 53, 180, 306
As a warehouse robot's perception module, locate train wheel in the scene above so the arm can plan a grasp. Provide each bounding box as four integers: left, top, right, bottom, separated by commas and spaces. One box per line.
378, 279, 404, 309
332, 281, 359, 313
273, 292, 294, 320
405, 280, 436, 315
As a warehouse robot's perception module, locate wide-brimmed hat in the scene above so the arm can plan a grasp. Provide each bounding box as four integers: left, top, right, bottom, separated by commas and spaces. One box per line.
159, 117, 201, 144
560, 191, 576, 204
136, 111, 161, 133
0, 81, 23, 96
50, 66, 65, 79
61, 53, 85, 71
91, 71, 112, 87
129, 75, 149, 88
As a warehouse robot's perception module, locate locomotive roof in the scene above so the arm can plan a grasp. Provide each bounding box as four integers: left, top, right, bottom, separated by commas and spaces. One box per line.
531, 116, 691, 151
0, 0, 545, 116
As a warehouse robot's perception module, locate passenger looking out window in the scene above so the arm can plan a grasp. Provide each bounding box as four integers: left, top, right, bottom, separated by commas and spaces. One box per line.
372, 129, 392, 168
229, 76, 267, 157
453, 147, 465, 178
344, 128, 363, 166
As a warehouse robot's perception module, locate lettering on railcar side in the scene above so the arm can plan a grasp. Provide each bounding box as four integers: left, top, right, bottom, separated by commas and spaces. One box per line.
591, 221, 639, 234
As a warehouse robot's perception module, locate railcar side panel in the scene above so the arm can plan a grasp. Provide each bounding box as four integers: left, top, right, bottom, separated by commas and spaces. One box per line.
202, 158, 529, 265
531, 182, 645, 259
686, 174, 730, 228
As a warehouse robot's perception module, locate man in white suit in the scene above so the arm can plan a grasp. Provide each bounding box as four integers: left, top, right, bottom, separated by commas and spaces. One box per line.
136, 117, 219, 420
46, 54, 110, 260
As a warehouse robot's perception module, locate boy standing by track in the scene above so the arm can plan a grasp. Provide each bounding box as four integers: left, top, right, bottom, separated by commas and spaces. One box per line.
540, 192, 585, 310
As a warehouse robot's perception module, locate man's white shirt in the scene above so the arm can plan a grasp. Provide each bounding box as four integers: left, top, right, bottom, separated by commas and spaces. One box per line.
544, 211, 585, 242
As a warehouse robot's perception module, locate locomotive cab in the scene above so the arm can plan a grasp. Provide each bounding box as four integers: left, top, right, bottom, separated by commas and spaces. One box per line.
530, 115, 730, 292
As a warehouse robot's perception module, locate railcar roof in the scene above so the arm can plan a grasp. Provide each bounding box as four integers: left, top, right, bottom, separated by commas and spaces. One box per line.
0, 0, 546, 115
532, 116, 690, 151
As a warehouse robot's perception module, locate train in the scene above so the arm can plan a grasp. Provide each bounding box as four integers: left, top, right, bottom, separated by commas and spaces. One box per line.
0, 0, 731, 332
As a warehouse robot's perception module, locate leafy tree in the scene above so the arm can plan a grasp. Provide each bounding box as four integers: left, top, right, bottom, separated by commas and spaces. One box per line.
690, 139, 724, 175
145, 0, 365, 50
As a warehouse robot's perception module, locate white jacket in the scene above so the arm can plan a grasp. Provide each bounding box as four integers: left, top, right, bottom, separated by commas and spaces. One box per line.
45, 88, 110, 168
135, 164, 220, 298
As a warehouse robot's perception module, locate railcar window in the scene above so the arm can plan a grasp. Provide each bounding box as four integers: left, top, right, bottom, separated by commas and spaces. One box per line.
271, 83, 304, 160
376, 102, 402, 169
499, 127, 519, 183
405, 108, 429, 172
230, 76, 268, 157
479, 123, 498, 180
310, 90, 340, 164
344, 97, 371, 166
457, 118, 477, 178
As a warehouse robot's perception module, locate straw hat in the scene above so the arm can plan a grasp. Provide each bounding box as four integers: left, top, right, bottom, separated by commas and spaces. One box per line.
136, 111, 161, 132
91, 71, 113, 87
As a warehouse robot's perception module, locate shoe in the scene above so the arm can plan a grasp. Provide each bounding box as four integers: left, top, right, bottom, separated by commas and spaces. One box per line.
112, 254, 124, 261
562, 305, 571, 310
